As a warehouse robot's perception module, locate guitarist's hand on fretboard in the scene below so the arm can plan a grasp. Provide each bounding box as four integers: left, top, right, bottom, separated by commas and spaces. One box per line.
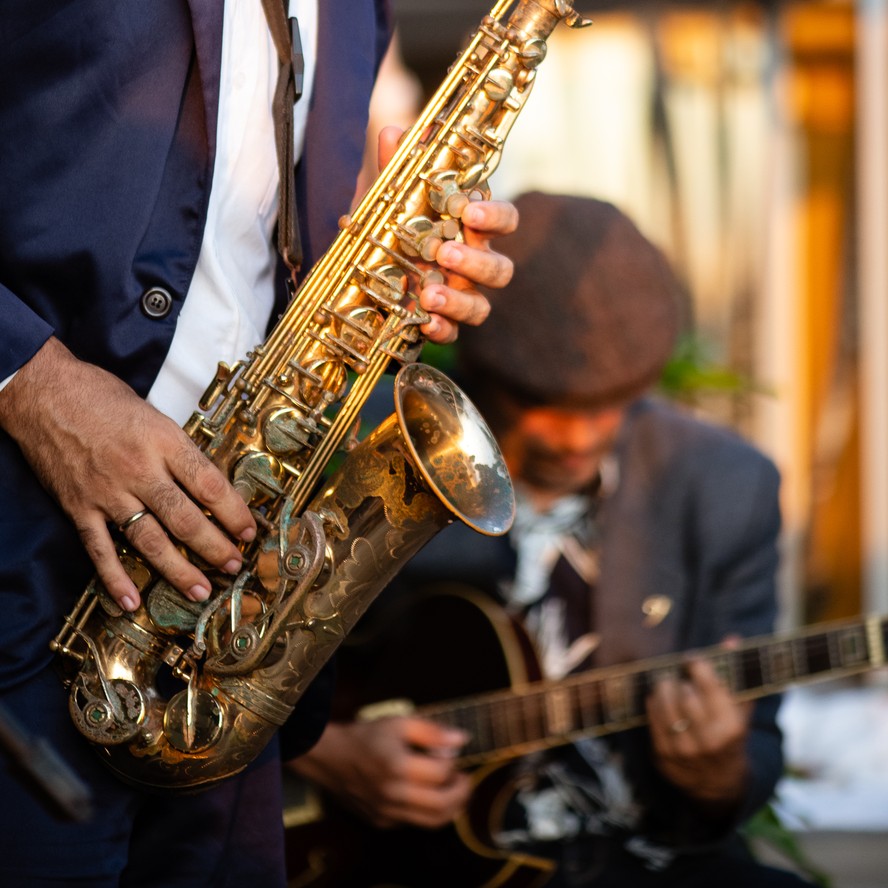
284, 590, 888, 888
646, 652, 753, 816
289, 717, 472, 829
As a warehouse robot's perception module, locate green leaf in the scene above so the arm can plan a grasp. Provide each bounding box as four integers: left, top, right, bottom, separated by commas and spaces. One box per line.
742, 803, 833, 887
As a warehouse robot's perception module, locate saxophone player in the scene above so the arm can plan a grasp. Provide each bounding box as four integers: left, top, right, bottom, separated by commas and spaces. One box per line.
0, 2, 517, 885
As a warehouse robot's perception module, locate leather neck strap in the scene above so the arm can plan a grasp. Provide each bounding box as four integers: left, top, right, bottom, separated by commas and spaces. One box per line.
261, 0, 304, 277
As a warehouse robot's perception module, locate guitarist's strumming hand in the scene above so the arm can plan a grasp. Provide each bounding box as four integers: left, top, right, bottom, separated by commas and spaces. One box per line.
289, 717, 472, 829
646, 648, 753, 817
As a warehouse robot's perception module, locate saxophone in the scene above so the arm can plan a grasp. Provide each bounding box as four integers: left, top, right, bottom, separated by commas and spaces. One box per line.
50, 0, 591, 791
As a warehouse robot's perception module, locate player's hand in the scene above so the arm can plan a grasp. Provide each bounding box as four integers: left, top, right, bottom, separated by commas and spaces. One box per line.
376, 126, 518, 344
290, 717, 471, 829
647, 654, 752, 810
0, 337, 256, 612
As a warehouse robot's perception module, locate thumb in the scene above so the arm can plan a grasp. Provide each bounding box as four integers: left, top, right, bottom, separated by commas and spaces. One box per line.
401, 718, 468, 754
376, 125, 405, 171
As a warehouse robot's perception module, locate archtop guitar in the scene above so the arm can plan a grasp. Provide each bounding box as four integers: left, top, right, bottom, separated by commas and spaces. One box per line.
284, 588, 886, 887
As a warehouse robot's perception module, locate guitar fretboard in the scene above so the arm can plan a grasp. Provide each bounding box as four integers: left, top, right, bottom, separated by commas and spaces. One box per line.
417, 616, 888, 767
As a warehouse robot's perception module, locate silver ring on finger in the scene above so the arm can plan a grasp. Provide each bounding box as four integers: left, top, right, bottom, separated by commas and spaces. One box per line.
118, 508, 151, 533
669, 718, 691, 735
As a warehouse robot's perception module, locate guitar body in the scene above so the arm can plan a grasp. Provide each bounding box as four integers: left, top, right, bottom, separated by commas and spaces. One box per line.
284, 585, 887, 886
284, 585, 557, 888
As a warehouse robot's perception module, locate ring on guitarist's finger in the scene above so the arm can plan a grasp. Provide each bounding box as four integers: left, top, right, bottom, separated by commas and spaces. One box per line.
669, 718, 690, 734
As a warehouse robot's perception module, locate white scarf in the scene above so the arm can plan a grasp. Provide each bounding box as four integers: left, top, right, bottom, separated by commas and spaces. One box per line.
503, 457, 619, 678
506, 487, 591, 609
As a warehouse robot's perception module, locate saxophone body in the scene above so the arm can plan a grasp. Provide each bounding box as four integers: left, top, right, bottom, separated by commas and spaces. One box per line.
50, 0, 590, 791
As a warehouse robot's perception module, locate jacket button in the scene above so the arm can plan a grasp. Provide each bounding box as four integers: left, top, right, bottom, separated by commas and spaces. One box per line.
140, 287, 173, 319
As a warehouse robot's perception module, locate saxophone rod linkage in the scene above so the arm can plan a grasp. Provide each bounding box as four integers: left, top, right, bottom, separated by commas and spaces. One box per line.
243, 6, 513, 392
249, 1, 576, 397
275, 0, 512, 313
326, 1, 575, 277
288, 356, 392, 510
217, 0, 575, 493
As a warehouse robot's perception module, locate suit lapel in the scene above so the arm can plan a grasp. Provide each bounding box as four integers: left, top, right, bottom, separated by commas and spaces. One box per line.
297, 0, 385, 271
596, 407, 681, 665
179, 0, 388, 300
184, 0, 224, 166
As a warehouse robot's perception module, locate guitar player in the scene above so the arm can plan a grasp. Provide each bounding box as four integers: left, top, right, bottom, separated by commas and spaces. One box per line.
288, 192, 814, 887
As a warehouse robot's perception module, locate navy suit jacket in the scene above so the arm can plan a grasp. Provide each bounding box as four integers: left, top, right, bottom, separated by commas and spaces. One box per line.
0, 0, 389, 741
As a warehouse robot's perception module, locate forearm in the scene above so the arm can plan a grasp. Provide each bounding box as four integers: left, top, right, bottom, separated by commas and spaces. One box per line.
288, 722, 357, 792
0, 336, 64, 437
289, 717, 471, 829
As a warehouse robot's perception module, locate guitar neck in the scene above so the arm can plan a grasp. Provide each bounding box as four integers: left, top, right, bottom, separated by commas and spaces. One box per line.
418, 615, 888, 767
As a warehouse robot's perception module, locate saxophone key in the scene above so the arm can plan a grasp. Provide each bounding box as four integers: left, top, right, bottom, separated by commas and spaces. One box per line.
164, 687, 223, 754
484, 67, 515, 101
395, 215, 434, 238
518, 37, 549, 66
420, 236, 444, 263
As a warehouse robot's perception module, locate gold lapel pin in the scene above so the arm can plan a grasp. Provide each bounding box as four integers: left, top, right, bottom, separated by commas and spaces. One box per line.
641, 595, 672, 627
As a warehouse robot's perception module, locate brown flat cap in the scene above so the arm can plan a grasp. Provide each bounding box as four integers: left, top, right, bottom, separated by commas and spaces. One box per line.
458, 191, 681, 408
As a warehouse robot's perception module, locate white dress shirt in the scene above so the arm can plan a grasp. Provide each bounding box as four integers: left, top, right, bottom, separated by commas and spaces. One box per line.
0, 2, 317, 405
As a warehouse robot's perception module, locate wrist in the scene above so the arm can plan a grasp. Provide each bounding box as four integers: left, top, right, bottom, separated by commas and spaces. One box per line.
0, 337, 53, 431
684, 761, 750, 817
288, 722, 353, 786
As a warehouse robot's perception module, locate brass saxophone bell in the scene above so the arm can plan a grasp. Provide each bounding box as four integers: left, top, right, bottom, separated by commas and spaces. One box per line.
394, 363, 514, 536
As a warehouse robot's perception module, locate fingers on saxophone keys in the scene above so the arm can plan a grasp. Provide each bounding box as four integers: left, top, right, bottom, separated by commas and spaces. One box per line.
461, 199, 519, 237
172, 445, 256, 543
82, 518, 142, 612
420, 313, 457, 345
121, 491, 243, 604
420, 285, 491, 334
435, 241, 513, 291
151, 483, 241, 566
121, 509, 213, 605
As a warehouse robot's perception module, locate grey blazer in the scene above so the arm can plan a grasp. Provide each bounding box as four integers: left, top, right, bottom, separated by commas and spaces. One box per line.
372, 396, 784, 850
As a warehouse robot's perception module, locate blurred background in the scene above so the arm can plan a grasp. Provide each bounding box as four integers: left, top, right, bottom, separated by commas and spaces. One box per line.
364, 1, 888, 884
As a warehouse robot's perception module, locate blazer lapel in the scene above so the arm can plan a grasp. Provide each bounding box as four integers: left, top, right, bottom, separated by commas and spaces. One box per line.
297, 0, 384, 271
184, 0, 224, 166
596, 407, 682, 666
